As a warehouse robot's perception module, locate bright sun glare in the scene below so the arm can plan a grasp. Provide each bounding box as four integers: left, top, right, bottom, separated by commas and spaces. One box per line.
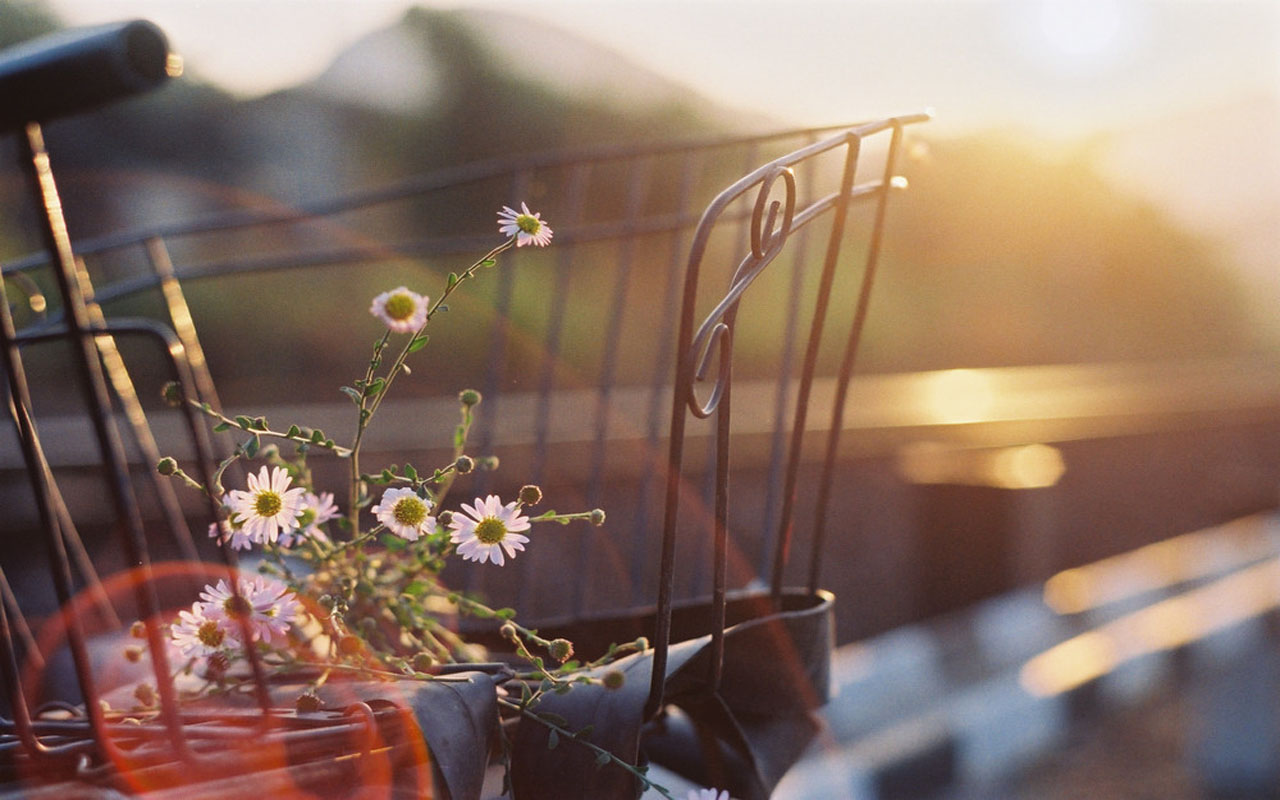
1018, 0, 1142, 77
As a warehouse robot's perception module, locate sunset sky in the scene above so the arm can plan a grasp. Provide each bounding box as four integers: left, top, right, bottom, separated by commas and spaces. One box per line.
42, 0, 1280, 137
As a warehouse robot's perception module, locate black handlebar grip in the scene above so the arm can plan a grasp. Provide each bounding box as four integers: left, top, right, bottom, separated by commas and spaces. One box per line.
0, 19, 172, 131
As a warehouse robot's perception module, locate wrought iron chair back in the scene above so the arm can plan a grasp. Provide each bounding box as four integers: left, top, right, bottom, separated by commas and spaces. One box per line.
0, 18, 928, 798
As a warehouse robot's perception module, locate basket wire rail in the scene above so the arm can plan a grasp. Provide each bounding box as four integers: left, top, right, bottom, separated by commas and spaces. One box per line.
0, 18, 929, 799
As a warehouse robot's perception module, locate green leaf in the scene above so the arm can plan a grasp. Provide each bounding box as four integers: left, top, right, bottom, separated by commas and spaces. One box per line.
454, 425, 466, 449
286, 424, 301, 438
447, 272, 459, 289
402, 580, 429, 596
244, 434, 261, 459
480, 259, 496, 268
403, 463, 418, 481
310, 429, 326, 444
573, 724, 594, 739
381, 533, 407, 551
234, 415, 253, 430
339, 386, 362, 405
594, 751, 611, 768
381, 468, 394, 482
367, 378, 385, 397
252, 416, 268, 431
494, 607, 516, 620
408, 334, 430, 353
212, 421, 230, 432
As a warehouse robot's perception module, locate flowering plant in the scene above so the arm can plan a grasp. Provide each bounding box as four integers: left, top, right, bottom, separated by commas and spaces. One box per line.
143, 204, 693, 797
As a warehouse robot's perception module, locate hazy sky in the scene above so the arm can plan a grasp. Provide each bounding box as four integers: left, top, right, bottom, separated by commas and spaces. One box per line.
43, 0, 1280, 136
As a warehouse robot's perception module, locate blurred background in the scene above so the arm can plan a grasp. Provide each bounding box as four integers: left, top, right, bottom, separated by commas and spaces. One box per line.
1, 1, 1279, 797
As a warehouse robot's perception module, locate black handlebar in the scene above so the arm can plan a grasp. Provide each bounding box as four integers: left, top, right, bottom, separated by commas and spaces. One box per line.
0, 19, 172, 131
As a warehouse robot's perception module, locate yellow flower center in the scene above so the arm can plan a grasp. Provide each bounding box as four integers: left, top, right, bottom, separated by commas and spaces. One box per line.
223, 595, 252, 621
515, 214, 540, 235
384, 293, 417, 321
254, 490, 282, 518
197, 620, 224, 648
393, 496, 427, 528
474, 517, 507, 545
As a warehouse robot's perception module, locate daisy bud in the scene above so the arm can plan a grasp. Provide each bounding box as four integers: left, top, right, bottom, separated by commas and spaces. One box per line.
548, 638, 574, 663
454, 455, 474, 475
161, 381, 182, 407
602, 670, 625, 690
458, 389, 482, 407
156, 457, 178, 476
123, 646, 143, 663
478, 456, 500, 472
634, 637, 649, 651
589, 509, 606, 527
133, 683, 156, 707
295, 691, 323, 713
412, 652, 436, 672
129, 621, 147, 639
518, 485, 543, 506
499, 622, 519, 643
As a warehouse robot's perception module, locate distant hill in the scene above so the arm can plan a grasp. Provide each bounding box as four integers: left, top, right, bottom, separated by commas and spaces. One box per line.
0, 4, 755, 242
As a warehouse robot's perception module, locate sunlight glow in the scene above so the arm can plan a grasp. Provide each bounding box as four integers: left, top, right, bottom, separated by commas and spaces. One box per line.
1023, 556, 1280, 697
923, 369, 995, 424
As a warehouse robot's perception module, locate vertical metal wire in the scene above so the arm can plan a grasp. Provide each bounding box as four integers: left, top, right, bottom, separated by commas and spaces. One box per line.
76, 254, 201, 563
629, 149, 702, 606
572, 156, 652, 615
758, 134, 820, 580
768, 132, 863, 605
807, 121, 908, 594
529, 163, 590, 486
17, 122, 195, 767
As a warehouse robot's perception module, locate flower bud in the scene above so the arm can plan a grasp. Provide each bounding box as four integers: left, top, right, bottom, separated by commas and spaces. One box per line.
547, 638, 574, 663
458, 389, 482, 407
123, 646, 143, 663
499, 622, 519, 643
589, 508, 606, 527
633, 637, 649, 652
295, 691, 323, 713
412, 652, 436, 672
161, 381, 182, 407
156, 457, 178, 476
454, 455, 474, 475
518, 485, 543, 506
129, 621, 147, 639
602, 670, 625, 690
133, 683, 156, 707
478, 456, 500, 472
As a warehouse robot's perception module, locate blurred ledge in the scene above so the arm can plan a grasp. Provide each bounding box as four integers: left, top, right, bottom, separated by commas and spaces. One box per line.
5, 356, 1280, 474
771, 511, 1280, 799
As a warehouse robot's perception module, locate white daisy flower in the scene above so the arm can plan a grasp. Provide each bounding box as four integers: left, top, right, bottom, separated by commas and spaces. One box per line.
497, 203, 553, 247
226, 466, 305, 547
171, 602, 231, 658
369, 286, 429, 334
372, 486, 436, 542
198, 576, 299, 646
279, 491, 339, 547
448, 494, 531, 566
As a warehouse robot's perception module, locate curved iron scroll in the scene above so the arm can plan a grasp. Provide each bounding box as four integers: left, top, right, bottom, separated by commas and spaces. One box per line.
647, 112, 930, 721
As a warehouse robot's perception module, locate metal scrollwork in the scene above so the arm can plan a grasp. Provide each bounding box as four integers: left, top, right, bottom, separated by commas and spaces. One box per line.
685, 165, 798, 418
